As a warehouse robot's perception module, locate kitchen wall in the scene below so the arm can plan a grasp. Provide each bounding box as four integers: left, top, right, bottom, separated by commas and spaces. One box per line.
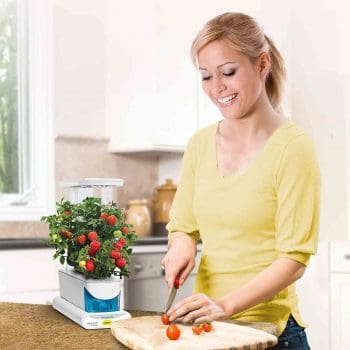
1, 0, 348, 242
158, 0, 350, 242
0, 0, 159, 238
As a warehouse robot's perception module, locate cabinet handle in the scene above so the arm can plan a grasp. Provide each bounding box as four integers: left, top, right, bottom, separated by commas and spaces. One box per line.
133, 263, 143, 272
344, 254, 350, 260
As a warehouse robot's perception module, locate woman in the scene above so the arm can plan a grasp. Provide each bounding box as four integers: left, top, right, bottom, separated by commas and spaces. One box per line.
162, 12, 320, 349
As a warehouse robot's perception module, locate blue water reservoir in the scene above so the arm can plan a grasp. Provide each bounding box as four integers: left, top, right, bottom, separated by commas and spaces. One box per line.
84, 287, 120, 313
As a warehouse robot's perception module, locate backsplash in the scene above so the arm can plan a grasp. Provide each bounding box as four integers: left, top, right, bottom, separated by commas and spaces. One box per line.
0, 136, 159, 239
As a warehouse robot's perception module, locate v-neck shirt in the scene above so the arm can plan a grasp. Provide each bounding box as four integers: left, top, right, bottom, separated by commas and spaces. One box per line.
167, 121, 321, 334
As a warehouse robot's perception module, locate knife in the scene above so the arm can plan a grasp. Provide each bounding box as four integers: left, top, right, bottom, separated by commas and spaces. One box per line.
165, 274, 180, 313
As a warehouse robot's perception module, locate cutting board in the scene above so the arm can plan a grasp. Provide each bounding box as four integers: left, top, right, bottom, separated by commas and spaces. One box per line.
111, 316, 278, 350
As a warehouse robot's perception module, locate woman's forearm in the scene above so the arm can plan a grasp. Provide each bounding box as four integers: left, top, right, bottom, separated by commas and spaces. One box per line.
219, 257, 306, 316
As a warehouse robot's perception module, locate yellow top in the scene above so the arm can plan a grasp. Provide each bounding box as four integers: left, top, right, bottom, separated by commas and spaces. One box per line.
167, 121, 321, 335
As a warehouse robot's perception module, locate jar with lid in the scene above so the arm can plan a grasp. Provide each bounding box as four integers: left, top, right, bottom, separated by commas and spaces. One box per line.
126, 199, 152, 238
153, 179, 177, 236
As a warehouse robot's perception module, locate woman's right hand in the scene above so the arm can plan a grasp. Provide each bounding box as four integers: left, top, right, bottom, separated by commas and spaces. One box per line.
161, 232, 197, 290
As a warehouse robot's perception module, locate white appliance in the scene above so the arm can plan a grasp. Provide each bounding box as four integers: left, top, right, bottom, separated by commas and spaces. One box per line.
123, 244, 202, 312
52, 178, 131, 329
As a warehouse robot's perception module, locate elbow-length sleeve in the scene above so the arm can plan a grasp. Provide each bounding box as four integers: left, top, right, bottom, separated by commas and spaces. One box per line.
166, 134, 200, 243
274, 134, 321, 265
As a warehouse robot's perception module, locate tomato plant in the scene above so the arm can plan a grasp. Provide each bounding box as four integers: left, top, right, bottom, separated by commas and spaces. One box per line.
166, 324, 181, 340
41, 197, 137, 279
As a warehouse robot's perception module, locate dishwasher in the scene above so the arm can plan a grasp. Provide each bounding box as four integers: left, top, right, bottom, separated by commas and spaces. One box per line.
123, 244, 202, 312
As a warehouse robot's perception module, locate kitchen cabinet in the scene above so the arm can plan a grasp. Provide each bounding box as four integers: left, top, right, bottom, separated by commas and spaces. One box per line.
297, 241, 350, 350
330, 242, 350, 350
105, 1, 271, 153
0, 248, 61, 304
105, 0, 197, 153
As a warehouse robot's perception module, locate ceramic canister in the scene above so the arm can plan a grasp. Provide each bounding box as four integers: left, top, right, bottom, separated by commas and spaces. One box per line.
126, 199, 152, 237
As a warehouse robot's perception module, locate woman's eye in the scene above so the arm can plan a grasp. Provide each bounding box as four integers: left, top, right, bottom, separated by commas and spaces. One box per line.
223, 70, 236, 77
201, 76, 211, 81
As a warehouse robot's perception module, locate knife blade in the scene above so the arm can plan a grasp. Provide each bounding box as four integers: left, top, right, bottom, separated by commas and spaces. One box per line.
165, 274, 180, 313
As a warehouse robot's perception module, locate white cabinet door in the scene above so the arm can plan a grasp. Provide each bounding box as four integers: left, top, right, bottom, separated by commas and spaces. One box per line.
0, 249, 61, 304
296, 241, 330, 349
330, 242, 350, 350
105, 1, 197, 152
330, 273, 350, 350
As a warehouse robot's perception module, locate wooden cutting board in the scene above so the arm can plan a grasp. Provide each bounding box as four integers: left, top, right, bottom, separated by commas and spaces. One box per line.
111, 316, 278, 350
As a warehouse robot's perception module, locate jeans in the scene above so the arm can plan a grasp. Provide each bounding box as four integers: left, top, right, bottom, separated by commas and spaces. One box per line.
268, 315, 311, 349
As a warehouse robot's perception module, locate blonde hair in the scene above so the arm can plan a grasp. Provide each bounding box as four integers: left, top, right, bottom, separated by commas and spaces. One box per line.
191, 12, 286, 110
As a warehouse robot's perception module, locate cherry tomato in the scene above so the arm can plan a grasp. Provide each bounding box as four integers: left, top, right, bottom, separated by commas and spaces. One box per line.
202, 322, 213, 332
192, 324, 203, 335
85, 259, 95, 272
161, 314, 170, 325
121, 226, 129, 234
107, 215, 117, 225
63, 210, 71, 216
90, 240, 101, 252
100, 212, 109, 220
119, 238, 126, 246
88, 231, 98, 241
116, 257, 126, 268
76, 235, 86, 245
166, 324, 181, 340
66, 231, 72, 239
110, 250, 121, 259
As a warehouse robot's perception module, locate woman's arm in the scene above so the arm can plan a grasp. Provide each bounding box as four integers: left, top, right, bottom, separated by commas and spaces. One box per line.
167, 256, 306, 323
162, 231, 198, 289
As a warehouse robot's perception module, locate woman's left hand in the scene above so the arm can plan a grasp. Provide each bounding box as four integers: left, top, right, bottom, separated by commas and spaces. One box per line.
167, 293, 231, 324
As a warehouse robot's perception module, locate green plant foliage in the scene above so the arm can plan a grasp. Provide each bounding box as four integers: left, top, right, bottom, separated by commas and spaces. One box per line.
0, 0, 19, 193
41, 197, 138, 279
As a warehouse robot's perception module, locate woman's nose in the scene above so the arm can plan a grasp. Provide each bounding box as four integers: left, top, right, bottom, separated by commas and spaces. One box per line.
212, 76, 226, 95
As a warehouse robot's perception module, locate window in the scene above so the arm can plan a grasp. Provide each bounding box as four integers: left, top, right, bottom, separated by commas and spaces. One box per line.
0, 0, 54, 221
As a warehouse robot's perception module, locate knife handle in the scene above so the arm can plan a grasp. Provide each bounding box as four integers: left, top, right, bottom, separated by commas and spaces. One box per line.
174, 274, 180, 289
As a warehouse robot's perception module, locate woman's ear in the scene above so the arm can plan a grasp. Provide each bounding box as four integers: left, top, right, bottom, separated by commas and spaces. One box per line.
259, 52, 271, 78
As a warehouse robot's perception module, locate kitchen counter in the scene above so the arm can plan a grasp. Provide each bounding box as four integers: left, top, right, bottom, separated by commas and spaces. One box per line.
0, 302, 278, 350
0, 236, 168, 250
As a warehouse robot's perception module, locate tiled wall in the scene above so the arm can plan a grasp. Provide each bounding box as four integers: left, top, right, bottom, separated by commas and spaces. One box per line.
0, 136, 159, 238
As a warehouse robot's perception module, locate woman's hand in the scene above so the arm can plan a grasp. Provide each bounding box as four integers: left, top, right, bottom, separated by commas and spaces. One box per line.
167, 293, 231, 324
162, 232, 197, 289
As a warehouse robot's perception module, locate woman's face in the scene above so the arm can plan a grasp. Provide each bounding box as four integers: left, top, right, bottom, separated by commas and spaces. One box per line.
197, 39, 268, 120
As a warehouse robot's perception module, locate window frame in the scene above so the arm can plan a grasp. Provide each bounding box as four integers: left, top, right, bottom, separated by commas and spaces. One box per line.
0, 0, 54, 221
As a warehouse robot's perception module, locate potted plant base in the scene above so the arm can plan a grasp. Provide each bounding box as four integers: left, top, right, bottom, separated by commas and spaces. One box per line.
52, 267, 131, 329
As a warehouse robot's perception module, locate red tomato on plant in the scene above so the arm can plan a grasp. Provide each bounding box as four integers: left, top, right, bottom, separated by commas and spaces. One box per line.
119, 238, 126, 246
202, 322, 213, 332
110, 250, 121, 259
100, 212, 109, 220
76, 235, 86, 245
166, 324, 181, 340
116, 257, 126, 268
113, 242, 123, 251
107, 215, 117, 225
59, 230, 67, 238
192, 324, 203, 335
63, 210, 71, 216
66, 231, 72, 239
88, 248, 96, 256
88, 231, 98, 241
90, 240, 101, 252
85, 259, 95, 272
161, 314, 170, 325
121, 226, 128, 234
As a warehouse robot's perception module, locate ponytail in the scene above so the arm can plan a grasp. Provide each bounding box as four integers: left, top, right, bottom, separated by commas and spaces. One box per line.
264, 35, 286, 111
